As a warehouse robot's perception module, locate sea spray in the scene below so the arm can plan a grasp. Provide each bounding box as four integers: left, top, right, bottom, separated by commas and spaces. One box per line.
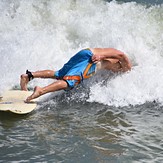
88, 2, 163, 106
0, 0, 162, 106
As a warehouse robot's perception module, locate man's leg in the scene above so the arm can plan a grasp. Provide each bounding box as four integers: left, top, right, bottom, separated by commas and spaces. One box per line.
25, 80, 68, 102
20, 70, 55, 91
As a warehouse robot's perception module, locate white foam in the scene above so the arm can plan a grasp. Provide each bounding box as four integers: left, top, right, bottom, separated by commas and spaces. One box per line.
0, 0, 162, 106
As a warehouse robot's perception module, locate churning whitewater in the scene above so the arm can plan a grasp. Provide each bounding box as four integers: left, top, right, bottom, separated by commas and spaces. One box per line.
0, 0, 163, 106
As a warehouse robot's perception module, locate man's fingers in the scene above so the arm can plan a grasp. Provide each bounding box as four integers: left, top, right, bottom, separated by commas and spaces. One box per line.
92, 55, 101, 63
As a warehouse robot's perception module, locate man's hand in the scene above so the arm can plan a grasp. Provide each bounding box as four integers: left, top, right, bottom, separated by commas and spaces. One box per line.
92, 54, 103, 63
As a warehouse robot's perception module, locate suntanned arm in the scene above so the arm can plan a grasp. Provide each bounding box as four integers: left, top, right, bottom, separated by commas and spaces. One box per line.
91, 48, 132, 72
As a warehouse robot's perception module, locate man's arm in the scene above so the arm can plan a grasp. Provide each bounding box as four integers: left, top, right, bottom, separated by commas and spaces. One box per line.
91, 48, 132, 72
117, 53, 132, 72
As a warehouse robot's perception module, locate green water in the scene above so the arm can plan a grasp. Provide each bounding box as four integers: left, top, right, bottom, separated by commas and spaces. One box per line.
0, 100, 163, 163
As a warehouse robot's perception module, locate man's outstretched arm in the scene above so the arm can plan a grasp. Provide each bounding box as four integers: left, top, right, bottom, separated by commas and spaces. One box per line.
91, 48, 132, 72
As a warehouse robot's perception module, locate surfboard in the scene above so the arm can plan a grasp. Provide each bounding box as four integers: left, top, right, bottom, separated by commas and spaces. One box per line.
0, 90, 39, 114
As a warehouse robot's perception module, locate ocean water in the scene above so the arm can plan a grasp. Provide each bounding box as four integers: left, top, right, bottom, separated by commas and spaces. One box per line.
0, 0, 163, 162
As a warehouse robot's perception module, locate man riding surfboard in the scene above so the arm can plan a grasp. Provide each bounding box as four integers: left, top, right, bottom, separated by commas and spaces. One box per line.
20, 48, 132, 102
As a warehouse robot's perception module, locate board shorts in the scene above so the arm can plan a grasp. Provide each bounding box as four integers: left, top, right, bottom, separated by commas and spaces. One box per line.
54, 49, 96, 89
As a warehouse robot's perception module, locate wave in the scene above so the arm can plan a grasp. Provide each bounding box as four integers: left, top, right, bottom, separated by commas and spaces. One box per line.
0, 0, 162, 106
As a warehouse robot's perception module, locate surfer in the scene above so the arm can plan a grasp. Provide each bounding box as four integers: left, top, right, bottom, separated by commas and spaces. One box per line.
20, 48, 132, 102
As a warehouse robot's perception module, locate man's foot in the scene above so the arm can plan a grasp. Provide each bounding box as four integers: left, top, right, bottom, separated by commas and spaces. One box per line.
25, 86, 42, 102
20, 74, 29, 91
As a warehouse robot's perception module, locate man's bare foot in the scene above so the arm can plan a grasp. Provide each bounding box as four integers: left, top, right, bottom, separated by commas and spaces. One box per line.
25, 86, 42, 102
20, 74, 29, 91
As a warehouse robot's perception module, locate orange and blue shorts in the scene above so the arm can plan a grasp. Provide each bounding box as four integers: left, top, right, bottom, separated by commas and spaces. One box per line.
54, 49, 96, 88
